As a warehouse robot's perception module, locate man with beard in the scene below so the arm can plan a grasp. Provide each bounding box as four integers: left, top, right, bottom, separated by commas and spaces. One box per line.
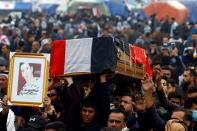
160, 47, 171, 66
181, 68, 196, 99
120, 92, 139, 130
0, 73, 8, 100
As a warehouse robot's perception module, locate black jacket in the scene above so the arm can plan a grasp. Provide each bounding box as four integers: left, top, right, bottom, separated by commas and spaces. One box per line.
0, 111, 8, 131
138, 106, 165, 131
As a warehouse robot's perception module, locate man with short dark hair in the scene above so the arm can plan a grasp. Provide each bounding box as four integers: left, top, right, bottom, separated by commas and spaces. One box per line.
31, 41, 40, 53
119, 92, 139, 130
168, 92, 182, 106
107, 109, 128, 130
79, 100, 101, 131
120, 94, 133, 113
0, 73, 8, 100
1, 44, 9, 65
162, 66, 172, 79
182, 69, 196, 98
0, 57, 7, 72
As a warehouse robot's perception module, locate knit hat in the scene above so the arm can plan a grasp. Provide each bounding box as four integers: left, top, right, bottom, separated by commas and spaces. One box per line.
27, 115, 46, 130
39, 39, 50, 52
0, 72, 8, 78
41, 39, 49, 47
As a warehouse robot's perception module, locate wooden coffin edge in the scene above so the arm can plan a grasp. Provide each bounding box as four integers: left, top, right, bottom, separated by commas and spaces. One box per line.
115, 60, 145, 79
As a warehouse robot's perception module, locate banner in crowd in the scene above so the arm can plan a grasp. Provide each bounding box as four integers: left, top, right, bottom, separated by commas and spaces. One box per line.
50, 37, 117, 78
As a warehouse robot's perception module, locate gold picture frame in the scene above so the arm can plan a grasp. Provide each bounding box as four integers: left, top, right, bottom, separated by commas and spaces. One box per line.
7, 53, 49, 107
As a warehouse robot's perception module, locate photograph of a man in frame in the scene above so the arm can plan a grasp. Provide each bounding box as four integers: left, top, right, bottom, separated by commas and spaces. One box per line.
17, 62, 41, 96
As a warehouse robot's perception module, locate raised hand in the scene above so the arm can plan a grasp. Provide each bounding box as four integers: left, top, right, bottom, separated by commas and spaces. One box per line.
141, 74, 154, 108
43, 96, 52, 107
43, 96, 57, 120
155, 67, 162, 82
2, 95, 9, 114
141, 74, 154, 93
133, 94, 146, 112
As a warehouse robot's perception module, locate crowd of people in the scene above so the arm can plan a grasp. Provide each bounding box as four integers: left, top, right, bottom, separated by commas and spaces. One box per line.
0, 9, 197, 131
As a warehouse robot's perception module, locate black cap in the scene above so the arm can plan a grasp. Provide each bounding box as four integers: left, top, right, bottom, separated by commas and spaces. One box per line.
27, 115, 46, 130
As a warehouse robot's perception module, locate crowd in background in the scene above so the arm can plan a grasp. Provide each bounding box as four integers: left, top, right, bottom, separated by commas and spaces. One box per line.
0, 10, 197, 131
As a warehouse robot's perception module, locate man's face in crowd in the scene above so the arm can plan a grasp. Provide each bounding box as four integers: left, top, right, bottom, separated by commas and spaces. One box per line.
162, 37, 169, 45
28, 35, 36, 43
0, 75, 7, 91
81, 106, 96, 124
0, 66, 6, 72
1, 45, 9, 56
191, 103, 197, 110
47, 89, 58, 103
167, 83, 176, 95
169, 98, 181, 106
32, 41, 40, 52
83, 86, 91, 97
183, 70, 192, 83
120, 96, 133, 112
162, 69, 172, 79
41, 31, 47, 38
108, 112, 126, 129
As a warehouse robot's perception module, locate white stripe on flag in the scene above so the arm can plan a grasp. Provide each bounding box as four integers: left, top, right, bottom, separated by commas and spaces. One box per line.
64, 38, 93, 73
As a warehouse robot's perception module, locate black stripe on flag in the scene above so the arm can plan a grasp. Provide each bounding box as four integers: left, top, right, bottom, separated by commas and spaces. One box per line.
91, 37, 117, 73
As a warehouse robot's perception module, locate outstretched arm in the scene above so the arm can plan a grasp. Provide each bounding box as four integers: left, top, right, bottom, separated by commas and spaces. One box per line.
141, 75, 166, 130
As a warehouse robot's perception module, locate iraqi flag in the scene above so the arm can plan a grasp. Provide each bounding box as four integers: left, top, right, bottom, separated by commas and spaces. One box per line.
50, 37, 117, 78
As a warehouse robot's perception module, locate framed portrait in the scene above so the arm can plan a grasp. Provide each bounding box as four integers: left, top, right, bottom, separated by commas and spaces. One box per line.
8, 53, 49, 107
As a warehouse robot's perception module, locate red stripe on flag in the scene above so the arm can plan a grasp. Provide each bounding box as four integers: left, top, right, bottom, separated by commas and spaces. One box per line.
50, 40, 66, 78
130, 45, 146, 64
130, 45, 152, 77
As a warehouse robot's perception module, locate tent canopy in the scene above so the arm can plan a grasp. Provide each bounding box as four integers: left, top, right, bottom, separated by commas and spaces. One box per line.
180, 0, 197, 22
144, 1, 189, 24
40, 4, 58, 15
15, 2, 32, 11
66, 0, 110, 16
